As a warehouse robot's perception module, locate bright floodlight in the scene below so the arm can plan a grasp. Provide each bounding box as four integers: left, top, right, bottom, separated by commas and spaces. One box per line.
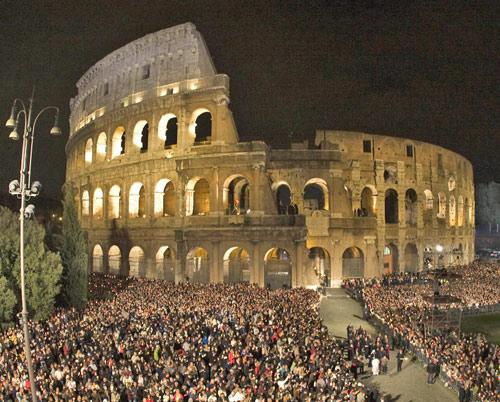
9, 128, 19, 141
436, 244, 443, 252
30, 181, 42, 196
24, 204, 35, 219
5, 107, 16, 128
50, 113, 61, 136
8, 180, 20, 194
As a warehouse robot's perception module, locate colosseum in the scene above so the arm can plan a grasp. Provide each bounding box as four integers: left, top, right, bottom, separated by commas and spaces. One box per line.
65, 23, 475, 288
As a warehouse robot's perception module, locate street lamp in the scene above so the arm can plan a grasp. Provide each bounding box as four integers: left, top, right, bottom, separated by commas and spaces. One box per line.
6, 89, 61, 402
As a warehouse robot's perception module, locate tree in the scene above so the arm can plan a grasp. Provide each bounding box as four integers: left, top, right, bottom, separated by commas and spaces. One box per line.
60, 185, 88, 309
0, 276, 16, 322
0, 207, 63, 321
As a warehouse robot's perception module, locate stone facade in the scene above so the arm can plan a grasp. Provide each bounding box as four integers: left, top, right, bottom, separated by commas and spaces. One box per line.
66, 23, 475, 288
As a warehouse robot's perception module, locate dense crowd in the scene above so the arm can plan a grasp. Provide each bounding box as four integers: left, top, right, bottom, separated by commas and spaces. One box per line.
351, 262, 500, 401
1, 275, 372, 401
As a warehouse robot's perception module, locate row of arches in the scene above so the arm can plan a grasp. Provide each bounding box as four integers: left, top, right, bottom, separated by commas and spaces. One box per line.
94, 241, 437, 284
83, 110, 212, 164
81, 175, 250, 218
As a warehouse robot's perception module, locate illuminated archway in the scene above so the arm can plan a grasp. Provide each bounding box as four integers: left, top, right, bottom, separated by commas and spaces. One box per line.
82, 190, 90, 216
186, 178, 210, 216
342, 247, 364, 278
223, 247, 251, 283
111, 126, 126, 158
84, 138, 93, 165
186, 247, 209, 283
264, 247, 292, 289
92, 187, 104, 219
360, 186, 377, 217
223, 175, 250, 215
307, 247, 331, 286
190, 108, 212, 144
132, 120, 149, 152
155, 246, 176, 281
449, 195, 456, 226
92, 244, 104, 273
129, 182, 146, 218
457, 196, 464, 227
437, 192, 446, 219
158, 113, 178, 148
108, 185, 121, 219
154, 179, 176, 216
129, 246, 145, 277
423, 189, 434, 224
303, 178, 329, 212
383, 244, 399, 275
275, 182, 295, 215
405, 189, 418, 226
96, 132, 107, 161
108, 245, 121, 274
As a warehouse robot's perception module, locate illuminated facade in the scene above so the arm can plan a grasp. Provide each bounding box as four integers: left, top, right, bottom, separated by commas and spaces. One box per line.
66, 23, 475, 287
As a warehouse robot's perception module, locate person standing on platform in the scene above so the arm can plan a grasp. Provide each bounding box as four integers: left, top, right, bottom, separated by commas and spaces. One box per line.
396, 349, 404, 372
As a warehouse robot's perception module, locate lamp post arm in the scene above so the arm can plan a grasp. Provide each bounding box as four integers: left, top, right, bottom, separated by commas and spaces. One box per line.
27, 106, 59, 190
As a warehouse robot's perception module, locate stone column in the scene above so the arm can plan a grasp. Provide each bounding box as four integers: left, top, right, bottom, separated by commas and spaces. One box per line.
210, 240, 221, 282
331, 169, 345, 218
251, 241, 262, 286
364, 236, 379, 277
294, 240, 305, 287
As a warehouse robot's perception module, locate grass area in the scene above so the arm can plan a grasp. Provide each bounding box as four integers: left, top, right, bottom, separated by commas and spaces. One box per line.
462, 313, 500, 345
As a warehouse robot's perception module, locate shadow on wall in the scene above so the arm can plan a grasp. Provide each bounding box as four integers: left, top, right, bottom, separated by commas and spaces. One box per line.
108, 219, 133, 276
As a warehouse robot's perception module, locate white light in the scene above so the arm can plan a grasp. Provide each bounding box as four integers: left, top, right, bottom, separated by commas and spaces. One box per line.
436, 245, 443, 252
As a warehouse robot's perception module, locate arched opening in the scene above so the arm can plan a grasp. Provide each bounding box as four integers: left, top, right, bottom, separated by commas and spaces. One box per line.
190, 109, 212, 144
276, 183, 295, 215
405, 189, 418, 226
223, 247, 251, 283
82, 190, 90, 216
307, 247, 331, 287
84, 138, 93, 166
108, 245, 121, 274
264, 247, 292, 289
186, 178, 210, 216
457, 196, 464, 227
108, 185, 121, 219
384, 189, 399, 224
129, 246, 145, 277
303, 178, 329, 213
449, 195, 456, 226
224, 175, 250, 215
404, 243, 419, 272
111, 127, 126, 158
133, 120, 149, 152
383, 244, 399, 275
155, 246, 176, 281
423, 190, 434, 224
154, 179, 176, 216
360, 186, 377, 217
342, 247, 364, 278
186, 247, 209, 283
92, 187, 104, 219
129, 182, 146, 218
92, 244, 104, 273
437, 192, 446, 219
96, 132, 107, 162
158, 113, 178, 148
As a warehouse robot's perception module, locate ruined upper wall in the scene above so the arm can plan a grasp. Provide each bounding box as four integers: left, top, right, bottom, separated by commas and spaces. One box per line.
69, 23, 222, 137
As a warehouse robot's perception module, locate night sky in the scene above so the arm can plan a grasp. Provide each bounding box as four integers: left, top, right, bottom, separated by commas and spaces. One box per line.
0, 0, 498, 197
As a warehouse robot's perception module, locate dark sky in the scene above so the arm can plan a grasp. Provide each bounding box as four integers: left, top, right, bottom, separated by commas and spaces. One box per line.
0, 0, 498, 197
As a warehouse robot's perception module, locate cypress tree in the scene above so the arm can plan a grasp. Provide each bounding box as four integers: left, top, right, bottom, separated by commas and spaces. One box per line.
60, 185, 88, 309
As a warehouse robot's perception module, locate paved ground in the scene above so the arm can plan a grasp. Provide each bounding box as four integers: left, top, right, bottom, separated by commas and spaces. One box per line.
320, 289, 457, 402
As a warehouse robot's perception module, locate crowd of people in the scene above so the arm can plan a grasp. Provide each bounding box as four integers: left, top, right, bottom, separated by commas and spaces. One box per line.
349, 262, 499, 401
1, 275, 373, 401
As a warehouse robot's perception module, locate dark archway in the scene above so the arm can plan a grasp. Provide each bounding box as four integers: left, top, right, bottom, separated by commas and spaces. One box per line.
385, 189, 399, 224
342, 247, 364, 278
264, 248, 292, 289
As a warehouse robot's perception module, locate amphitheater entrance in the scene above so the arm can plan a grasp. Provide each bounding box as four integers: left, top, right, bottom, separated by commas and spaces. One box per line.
186, 247, 209, 283
385, 189, 399, 224
223, 247, 250, 283
92, 244, 104, 273
342, 247, 364, 278
307, 247, 331, 286
405, 189, 418, 226
404, 243, 419, 272
264, 247, 292, 289
155, 246, 175, 281
154, 179, 176, 216
129, 246, 145, 277
303, 179, 328, 212
383, 244, 399, 275
276, 184, 293, 215
360, 186, 376, 217
108, 245, 122, 275
186, 178, 210, 216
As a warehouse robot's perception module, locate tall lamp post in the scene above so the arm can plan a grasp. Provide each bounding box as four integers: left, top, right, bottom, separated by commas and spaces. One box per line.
5, 89, 61, 402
